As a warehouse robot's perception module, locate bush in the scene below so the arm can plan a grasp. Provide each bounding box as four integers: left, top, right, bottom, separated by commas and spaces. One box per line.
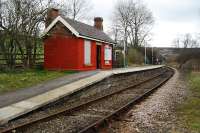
127, 48, 144, 65
33, 64, 44, 70
113, 51, 124, 68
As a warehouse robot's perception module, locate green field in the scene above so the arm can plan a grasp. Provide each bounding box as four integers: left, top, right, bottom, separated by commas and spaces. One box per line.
0, 69, 76, 94
177, 72, 200, 132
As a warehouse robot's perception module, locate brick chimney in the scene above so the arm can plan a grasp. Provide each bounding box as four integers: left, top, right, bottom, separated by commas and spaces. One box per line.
45, 8, 59, 28
94, 17, 103, 31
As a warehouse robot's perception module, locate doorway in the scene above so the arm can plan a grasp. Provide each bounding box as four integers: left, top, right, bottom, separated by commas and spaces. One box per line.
96, 45, 101, 69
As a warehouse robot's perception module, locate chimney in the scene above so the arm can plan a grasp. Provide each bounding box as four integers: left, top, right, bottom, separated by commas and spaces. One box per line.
45, 8, 59, 28
94, 17, 103, 31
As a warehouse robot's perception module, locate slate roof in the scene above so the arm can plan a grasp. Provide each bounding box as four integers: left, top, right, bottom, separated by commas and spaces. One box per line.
64, 17, 115, 44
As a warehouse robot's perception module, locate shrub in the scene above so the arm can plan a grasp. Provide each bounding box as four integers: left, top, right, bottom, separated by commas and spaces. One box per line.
127, 48, 144, 65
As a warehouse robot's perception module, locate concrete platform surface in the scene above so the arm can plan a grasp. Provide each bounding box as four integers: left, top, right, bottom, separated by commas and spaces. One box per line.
0, 65, 163, 125
0, 70, 99, 108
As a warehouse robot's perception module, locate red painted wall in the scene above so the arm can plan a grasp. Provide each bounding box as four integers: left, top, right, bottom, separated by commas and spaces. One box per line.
77, 39, 97, 70
44, 35, 112, 71
44, 35, 80, 70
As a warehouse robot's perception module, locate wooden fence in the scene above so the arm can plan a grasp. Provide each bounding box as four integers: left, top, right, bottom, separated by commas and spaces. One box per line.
0, 53, 44, 67
181, 61, 200, 72
187, 64, 200, 72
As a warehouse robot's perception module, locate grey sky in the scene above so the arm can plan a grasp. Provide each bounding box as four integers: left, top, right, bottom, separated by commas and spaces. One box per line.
89, 0, 200, 47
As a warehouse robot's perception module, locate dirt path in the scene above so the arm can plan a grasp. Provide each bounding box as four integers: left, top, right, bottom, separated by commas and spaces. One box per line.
103, 69, 188, 133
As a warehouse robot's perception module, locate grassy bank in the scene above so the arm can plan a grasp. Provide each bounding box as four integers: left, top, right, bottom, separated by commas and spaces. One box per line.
0, 69, 76, 94
177, 72, 200, 132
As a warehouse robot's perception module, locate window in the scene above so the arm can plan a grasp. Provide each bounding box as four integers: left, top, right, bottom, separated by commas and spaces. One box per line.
84, 40, 91, 65
104, 46, 112, 61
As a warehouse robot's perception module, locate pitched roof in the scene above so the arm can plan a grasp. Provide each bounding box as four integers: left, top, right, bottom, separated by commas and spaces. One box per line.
43, 16, 116, 44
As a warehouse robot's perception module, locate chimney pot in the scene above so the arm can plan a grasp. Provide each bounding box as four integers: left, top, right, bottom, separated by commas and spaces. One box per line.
94, 17, 103, 31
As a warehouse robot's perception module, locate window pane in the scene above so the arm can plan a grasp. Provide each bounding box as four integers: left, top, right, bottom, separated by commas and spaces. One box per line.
84, 40, 91, 64
104, 46, 112, 60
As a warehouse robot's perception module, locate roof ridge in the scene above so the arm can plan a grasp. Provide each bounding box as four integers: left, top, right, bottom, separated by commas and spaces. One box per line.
43, 16, 116, 44
64, 17, 105, 33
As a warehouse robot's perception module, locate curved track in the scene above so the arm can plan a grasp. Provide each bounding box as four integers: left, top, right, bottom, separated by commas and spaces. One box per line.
0, 67, 174, 133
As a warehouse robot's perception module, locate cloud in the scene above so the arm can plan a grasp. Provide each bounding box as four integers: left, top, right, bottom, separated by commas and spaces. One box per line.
150, 21, 198, 47
90, 0, 200, 47
145, 0, 200, 22
143, 0, 200, 46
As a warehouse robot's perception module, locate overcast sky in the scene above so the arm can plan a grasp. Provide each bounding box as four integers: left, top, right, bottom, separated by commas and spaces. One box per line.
89, 0, 200, 47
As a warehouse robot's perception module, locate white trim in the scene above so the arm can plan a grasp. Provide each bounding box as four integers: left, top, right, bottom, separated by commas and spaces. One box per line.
104, 46, 112, 61
84, 40, 91, 65
42, 16, 115, 45
42, 17, 59, 36
59, 17, 79, 36
41, 16, 79, 37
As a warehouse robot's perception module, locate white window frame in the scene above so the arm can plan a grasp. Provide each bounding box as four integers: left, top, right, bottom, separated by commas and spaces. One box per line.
84, 40, 91, 65
104, 46, 112, 61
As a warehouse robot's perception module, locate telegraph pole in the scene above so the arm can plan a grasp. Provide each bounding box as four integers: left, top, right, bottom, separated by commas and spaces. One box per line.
152, 47, 153, 65
144, 42, 147, 65
123, 41, 126, 68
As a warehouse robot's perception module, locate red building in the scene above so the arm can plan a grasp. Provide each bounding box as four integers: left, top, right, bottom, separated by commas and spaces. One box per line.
42, 9, 115, 71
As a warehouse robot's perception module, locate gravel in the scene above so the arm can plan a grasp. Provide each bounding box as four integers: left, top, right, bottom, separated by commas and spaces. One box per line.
23, 69, 170, 133
0, 68, 168, 133
108, 68, 188, 133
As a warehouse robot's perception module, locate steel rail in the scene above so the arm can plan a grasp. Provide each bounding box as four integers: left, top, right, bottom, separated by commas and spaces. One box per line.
79, 68, 174, 133
0, 68, 171, 133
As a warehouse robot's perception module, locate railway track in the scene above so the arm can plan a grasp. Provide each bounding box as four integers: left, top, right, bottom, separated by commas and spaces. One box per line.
0, 67, 174, 133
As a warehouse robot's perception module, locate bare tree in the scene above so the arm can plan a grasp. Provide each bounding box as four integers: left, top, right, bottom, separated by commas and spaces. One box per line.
0, 0, 52, 69
172, 38, 181, 48
128, 1, 154, 47
173, 33, 200, 48
113, 0, 130, 47
173, 33, 200, 69
61, 0, 92, 20
113, 0, 154, 48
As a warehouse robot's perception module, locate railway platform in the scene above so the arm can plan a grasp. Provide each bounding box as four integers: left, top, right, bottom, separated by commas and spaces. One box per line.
0, 65, 164, 125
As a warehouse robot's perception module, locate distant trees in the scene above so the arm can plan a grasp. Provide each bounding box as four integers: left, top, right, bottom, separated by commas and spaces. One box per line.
173, 33, 200, 69
173, 33, 199, 48
112, 0, 154, 48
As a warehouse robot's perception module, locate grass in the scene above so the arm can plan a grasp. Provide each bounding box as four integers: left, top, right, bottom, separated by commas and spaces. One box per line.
177, 72, 200, 132
0, 69, 76, 94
